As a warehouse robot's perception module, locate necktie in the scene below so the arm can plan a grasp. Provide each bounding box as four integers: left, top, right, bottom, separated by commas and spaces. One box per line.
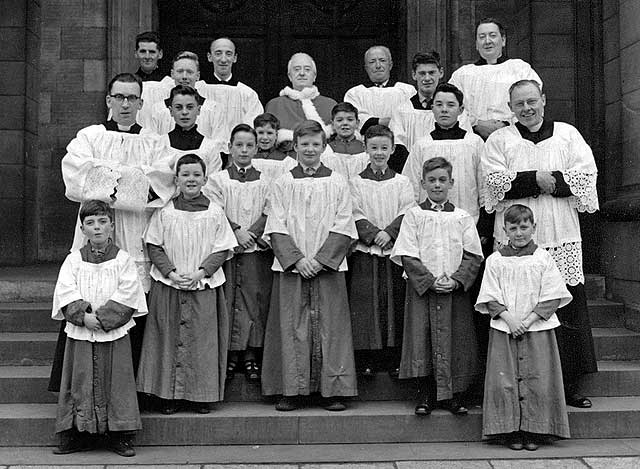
434, 203, 444, 211
422, 100, 429, 109
375, 170, 383, 180
239, 167, 245, 175
305, 167, 316, 176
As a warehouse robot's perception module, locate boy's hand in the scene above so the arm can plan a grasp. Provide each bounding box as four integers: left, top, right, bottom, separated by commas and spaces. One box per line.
309, 259, 324, 275
522, 312, 541, 330
433, 274, 457, 294
168, 271, 191, 289
295, 258, 316, 279
83, 312, 101, 331
500, 310, 527, 337
374, 231, 392, 249
235, 229, 257, 250
183, 269, 207, 289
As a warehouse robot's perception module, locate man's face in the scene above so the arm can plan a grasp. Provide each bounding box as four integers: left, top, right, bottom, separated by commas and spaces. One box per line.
169, 94, 201, 130
135, 41, 163, 73
432, 91, 463, 129
106, 81, 142, 126
332, 111, 359, 140
288, 55, 316, 91
294, 133, 325, 167
207, 39, 237, 79
503, 219, 536, 248
366, 136, 394, 172
255, 125, 277, 151
229, 131, 258, 168
365, 47, 392, 84
171, 58, 200, 87
508, 83, 546, 129
421, 168, 453, 203
80, 214, 113, 247
476, 22, 505, 62
412, 63, 443, 98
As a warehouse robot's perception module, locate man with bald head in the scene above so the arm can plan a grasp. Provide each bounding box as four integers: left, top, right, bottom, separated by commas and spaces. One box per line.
196, 37, 263, 141
482, 79, 599, 409
265, 52, 337, 147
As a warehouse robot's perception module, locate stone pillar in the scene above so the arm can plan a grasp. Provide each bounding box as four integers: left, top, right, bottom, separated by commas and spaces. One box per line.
602, 0, 640, 318
0, 0, 40, 265
405, 0, 449, 73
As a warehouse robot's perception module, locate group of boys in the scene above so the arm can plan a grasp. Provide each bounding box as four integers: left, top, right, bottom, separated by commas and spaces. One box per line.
50, 17, 599, 457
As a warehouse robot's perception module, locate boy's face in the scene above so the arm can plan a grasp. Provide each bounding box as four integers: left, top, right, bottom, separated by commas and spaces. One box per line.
255, 124, 277, 151
366, 136, 394, 171
169, 94, 201, 130
503, 219, 536, 248
432, 91, 463, 129
229, 131, 257, 167
412, 63, 443, 98
332, 111, 359, 140
421, 168, 453, 203
294, 133, 325, 167
80, 214, 113, 246
175, 162, 205, 198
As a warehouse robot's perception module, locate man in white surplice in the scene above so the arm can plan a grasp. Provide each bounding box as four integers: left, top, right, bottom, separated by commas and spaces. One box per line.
482, 79, 599, 409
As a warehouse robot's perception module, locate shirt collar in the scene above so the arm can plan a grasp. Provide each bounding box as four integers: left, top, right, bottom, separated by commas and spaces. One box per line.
367, 78, 395, 88
499, 240, 538, 257
104, 119, 142, 134
474, 54, 508, 66
420, 198, 455, 212
515, 118, 554, 144
234, 162, 252, 171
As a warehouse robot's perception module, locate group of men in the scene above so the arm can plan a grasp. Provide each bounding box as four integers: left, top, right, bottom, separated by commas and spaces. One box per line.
58, 17, 598, 413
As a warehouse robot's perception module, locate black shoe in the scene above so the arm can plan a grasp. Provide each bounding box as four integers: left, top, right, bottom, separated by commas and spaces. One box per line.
323, 398, 346, 411
194, 403, 210, 414
388, 367, 400, 379
226, 360, 238, 380
275, 396, 298, 411
414, 402, 432, 416
441, 398, 468, 415
566, 393, 592, 408
53, 431, 91, 455
159, 399, 177, 415
109, 437, 136, 457
361, 366, 375, 377
244, 360, 260, 382
508, 432, 523, 451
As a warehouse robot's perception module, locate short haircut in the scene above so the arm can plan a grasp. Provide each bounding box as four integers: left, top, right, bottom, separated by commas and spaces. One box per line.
79, 200, 113, 223
287, 52, 317, 75
508, 79, 543, 99
476, 17, 506, 37
253, 113, 280, 130
230, 123, 257, 144
433, 83, 464, 106
164, 85, 205, 107
173, 51, 199, 70
503, 204, 535, 225
135, 31, 161, 50
422, 156, 453, 178
411, 51, 441, 71
108, 72, 142, 95
331, 102, 359, 120
175, 153, 206, 175
365, 45, 392, 62
364, 124, 394, 145
293, 120, 326, 144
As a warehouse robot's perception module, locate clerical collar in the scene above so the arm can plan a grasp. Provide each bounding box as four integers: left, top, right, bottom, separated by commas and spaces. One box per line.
474, 55, 508, 66
367, 78, 395, 88
135, 66, 165, 82
515, 118, 554, 144
215, 73, 232, 82
431, 122, 466, 140
420, 198, 455, 212
104, 120, 142, 134
499, 240, 538, 257
209, 73, 239, 86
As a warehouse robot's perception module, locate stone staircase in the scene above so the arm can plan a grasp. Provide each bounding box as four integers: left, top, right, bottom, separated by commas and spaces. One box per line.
1, 266, 639, 446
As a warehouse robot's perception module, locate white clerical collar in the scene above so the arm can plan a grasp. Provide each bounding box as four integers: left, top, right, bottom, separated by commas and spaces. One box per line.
117, 123, 134, 132
214, 73, 233, 82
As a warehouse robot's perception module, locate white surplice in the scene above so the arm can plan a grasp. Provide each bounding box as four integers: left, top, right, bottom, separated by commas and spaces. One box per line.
344, 82, 416, 131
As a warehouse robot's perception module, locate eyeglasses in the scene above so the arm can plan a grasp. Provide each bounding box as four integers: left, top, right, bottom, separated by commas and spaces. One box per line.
109, 94, 140, 103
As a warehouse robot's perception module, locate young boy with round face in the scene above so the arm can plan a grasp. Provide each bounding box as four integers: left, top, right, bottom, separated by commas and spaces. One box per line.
138, 154, 237, 415
262, 120, 358, 412
205, 124, 274, 382
476, 204, 571, 450
252, 113, 290, 160
322, 103, 369, 180
392, 156, 483, 416
348, 125, 416, 377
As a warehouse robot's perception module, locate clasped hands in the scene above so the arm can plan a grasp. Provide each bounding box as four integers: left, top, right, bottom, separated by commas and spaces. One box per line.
536, 170, 556, 194
169, 269, 206, 290
430, 273, 458, 294
295, 257, 324, 279
234, 228, 257, 252
374, 230, 393, 250
501, 310, 539, 338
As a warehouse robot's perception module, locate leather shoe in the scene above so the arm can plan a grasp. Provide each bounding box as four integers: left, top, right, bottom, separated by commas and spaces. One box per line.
441, 399, 468, 415
414, 402, 432, 416
566, 393, 592, 408
323, 398, 346, 411
275, 396, 298, 411
508, 433, 523, 451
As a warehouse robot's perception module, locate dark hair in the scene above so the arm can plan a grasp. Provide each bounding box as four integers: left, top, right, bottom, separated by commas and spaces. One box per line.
476, 17, 506, 37
79, 200, 113, 223
293, 120, 326, 144
503, 204, 535, 225
230, 123, 257, 144
433, 83, 464, 106
331, 102, 359, 120
173, 51, 199, 70
364, 124, 394, 145
164, 85, 205, 107
411, 51, 441, 71
108, 72, 142, 95
253, 113, 280, 131
175, 154, 206, 175
508, 79, 543, 99
135, 31, 161, 50
422, 156, 453, 178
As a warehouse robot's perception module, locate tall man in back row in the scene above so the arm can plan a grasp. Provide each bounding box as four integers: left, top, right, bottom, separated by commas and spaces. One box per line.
482, 79, 599, 408
134, 31, 164, 82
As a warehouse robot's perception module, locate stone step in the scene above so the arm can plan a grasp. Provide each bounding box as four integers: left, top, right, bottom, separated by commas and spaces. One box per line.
0, 299, 626, 334
592, 327, 640, 361
1, 397, 640, 446
0, 264, 59, 303
585, 274, 606, 300
2, 360, 640, 404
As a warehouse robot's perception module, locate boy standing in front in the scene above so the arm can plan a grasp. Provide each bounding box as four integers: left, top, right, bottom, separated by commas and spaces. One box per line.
262, 120, 358, 412
391, 157, 483, 415
52, 200, 147, 457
